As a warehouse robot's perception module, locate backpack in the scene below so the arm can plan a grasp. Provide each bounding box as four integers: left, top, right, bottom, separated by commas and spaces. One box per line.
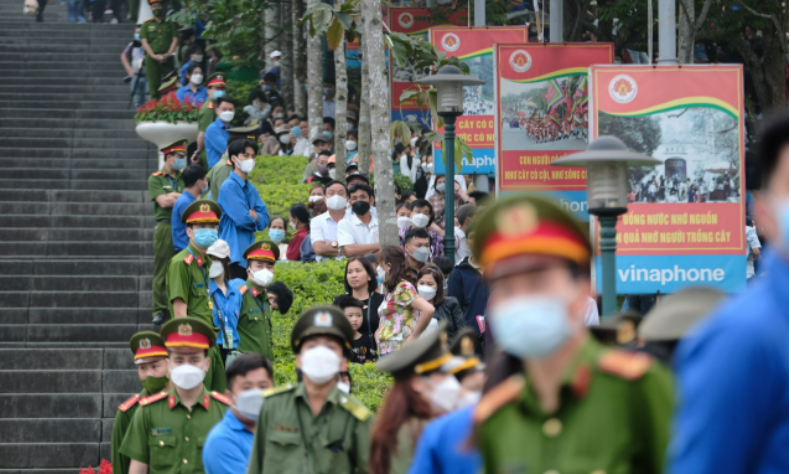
300, 232, 316, 263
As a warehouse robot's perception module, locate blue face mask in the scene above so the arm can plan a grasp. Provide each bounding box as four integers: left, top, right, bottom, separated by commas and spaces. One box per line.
323, 131, 333, 139
172, 157, 186, 171
263, 85, 272, 92
269, 228, 285, 243
775, 199, 789, 255
213, 90, 225, 99
134, 33, 140, 41
490, 296, 572, 359
291, 126, 302, 138
193, 228, 219, 249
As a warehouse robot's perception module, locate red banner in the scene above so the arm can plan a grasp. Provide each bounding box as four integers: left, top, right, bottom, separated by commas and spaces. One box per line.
494, 43, 613, 191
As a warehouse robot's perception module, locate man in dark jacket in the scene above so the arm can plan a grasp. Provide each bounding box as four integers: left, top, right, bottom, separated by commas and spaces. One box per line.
448, 231, 488, 356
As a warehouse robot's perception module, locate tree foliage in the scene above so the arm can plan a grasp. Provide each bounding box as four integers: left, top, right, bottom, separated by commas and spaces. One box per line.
598, 112, 662, 156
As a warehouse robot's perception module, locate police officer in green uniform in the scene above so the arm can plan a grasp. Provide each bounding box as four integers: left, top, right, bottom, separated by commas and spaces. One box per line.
206, 125, 261, 201
157, 74, 179, 97
111, 332, 170, 474
139, 0, 178, 100
149, 139, 187, 326
120, 318, 229, 474
165, 199, 226, 392
236, 240, 278, 360
192, 73, 227, 169
469, 194, 674, 474
247, 306, 374, 474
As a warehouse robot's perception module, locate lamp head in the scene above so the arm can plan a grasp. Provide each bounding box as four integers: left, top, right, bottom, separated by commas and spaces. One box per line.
416, 65, 485, 115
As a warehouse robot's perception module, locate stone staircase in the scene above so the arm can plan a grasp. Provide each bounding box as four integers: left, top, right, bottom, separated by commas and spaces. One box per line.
0, 3, 159, 473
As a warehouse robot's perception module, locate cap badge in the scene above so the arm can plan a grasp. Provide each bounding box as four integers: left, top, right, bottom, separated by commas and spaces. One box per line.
460, 337, 474, 356
314, 312, 332, 327
178, 324, 193, 336
199, 204, 210, 213
261, 243, 271, 251
139, 338, 151, 349
498, 204, 538, 237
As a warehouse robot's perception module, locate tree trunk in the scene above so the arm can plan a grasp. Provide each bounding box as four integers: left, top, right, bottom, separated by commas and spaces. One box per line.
333, 10, 348, 183
760, 21, 788, 109
280, 0, 294, 107
677, 0, 695, 63
264, 3, 277, 60
358, 25, 371, 177
361, 0, 397, 248
293, 0, 307, 116
306, 0, 323, 139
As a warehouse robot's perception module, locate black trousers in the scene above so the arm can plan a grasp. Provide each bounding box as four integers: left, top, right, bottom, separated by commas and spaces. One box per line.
36, 0, 46, 19
91, 0, 104, 22
229, 263, 248, 281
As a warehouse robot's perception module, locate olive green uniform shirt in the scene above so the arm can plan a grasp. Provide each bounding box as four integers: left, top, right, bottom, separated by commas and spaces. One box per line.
140, 18, 178, 54
111, 390, 149, 474
120, 387, 228, 474
166, 243, 214, 325
198, 99, 215, 132
207, 155, 233, 202
148, 168, 184, 222
237, 280, 274, 360
247, 383, 374, 474
477, 339, 674, 474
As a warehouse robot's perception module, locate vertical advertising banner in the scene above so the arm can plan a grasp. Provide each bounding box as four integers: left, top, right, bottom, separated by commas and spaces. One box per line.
389, 7, 467, 124
494, 44, 614, 220
589, 65, 747, 293
429, 27, 529, 178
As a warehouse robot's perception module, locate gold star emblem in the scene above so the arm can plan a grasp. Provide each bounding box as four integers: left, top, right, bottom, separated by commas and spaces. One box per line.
261, 243, 270, 251
498, 204, 538, 237
199, 204, 210, 213
178, 324, 193, 336
139, 338, 151, 349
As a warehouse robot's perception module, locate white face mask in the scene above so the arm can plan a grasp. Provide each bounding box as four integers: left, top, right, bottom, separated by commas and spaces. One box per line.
457, 390, 481, 408
233, 388, 264, 421
300, 345, 341, 384
289, 221, 296, 230
309, 195, 324, 203
345, 140, 358, 152
337, 381, 351, 394
326, 195, 347, 211
417, 285, 437, 301
191, 54, 203, 63
236, 157, 255, 174
397, 216, 413, 229
410, 137, 418, 147
424, 374, 462, 413
208, 260, 224, 279
219, 111, 235, 123
251, 268, 274, 287
279, 134, 291, 144
328, 169, 337, 179
170, 364, 205, 390
190, 73, 203, 85
376, 265, 387, 281
411, 213, 430, 229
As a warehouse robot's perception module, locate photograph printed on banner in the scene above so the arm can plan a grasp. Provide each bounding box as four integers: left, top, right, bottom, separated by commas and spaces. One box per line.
462, 54, 495, 115
499, 75, 590, 151
393, 58, 432, 82
599, 107, 741, 204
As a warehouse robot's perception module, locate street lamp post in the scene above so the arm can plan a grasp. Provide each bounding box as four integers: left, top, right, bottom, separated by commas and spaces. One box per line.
416, 65, 484, 262
552, 136, 660, 317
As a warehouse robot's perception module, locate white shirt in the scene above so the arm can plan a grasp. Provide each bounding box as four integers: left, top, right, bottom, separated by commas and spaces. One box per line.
293, 137, 311, 157
746, 225, 762, 278
310, 211, 345, 262
400, 154, 418, 183
323, 98, 336, 118
454, 226, 471, 264
338, 212, 379, 247
582, 296, 600, 326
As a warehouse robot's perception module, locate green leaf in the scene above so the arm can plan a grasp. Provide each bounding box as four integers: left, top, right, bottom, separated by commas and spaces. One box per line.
326, 18, 344, 49
335, 11, 353, 30
312, 4, 334, 34
399, 89, 420, 102
388, 36, 409, 67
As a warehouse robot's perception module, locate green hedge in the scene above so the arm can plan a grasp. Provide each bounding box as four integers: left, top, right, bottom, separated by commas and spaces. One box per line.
269, 259, 391, 412
249, 155, 310, 185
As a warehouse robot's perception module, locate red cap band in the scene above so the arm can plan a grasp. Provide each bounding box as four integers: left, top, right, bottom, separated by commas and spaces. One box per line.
247, 248, 276, 262
134, 345, 168, 360
165, 332, 210, 349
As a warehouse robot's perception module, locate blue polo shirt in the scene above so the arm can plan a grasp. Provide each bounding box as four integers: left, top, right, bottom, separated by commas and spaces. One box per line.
179, 60, 194, 85
205, 117, 231, 169
668, 249, 789, 474
210, 279, 242, 348
218, 172, 270, 267
176, 84, 208, 107
170, 190, 197, 252
202, 409, 254, 474
409, 406, 481, 474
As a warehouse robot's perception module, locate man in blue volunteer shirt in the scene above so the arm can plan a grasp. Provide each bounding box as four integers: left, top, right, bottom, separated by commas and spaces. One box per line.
203, 354, 273, 474
205, 96, 236, 169
171, 165, 207, 252
218, 139, 270, 280
669, 112, 789, 474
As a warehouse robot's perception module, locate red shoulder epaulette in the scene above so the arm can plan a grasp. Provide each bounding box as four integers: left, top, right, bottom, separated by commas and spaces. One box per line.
139, 391, 168, 407
238, 285, 248, 295
597, 350, 653, 381
250, 287, 259, 297
225, 160, 232, 166
183, 253, 194, 266
211, 391, 230, 405
118, 394, 141, 412
473, 374, 524, 427
208, 102, 215, 109
151, 171, 164, 177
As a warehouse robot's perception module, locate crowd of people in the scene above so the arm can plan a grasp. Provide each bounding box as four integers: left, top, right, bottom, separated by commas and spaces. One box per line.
629, 170, 741, 204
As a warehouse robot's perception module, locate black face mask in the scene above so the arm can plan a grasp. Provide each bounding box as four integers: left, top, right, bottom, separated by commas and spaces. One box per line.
351, 200, 370, 216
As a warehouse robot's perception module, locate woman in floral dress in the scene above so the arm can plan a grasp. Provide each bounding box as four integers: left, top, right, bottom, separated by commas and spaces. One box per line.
375, 245, 436, 356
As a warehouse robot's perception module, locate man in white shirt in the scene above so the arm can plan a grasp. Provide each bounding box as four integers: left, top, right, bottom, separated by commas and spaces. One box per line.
454, 204, 476, 264
746, 220, 762, 280
311, 181, 349, 262
337, 183, 379, 257
292, 117, 311, 157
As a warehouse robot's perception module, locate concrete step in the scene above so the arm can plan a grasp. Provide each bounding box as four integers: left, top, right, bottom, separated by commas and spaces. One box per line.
3, 214, 150, 228
0, 68, 128, 78
0, 259, 153, 276
0, 61, 127, 71
0, 443, 99, 468
0, 393, 102, 418
0, 275, 141, 292
0, 201, 148, 216
4, 307, 153, 325
0, 101, 132, 110
0, 179, 149, 191
0, 228, 153, 242
0, 53, 123, 63
1, 108, 135, 120
0, 77, 130, 87
0, 419, 101, 443
0, 118, 137, 129
7, 92, 136, 102
0, 241, 149, 257
0, 189, 145, 202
